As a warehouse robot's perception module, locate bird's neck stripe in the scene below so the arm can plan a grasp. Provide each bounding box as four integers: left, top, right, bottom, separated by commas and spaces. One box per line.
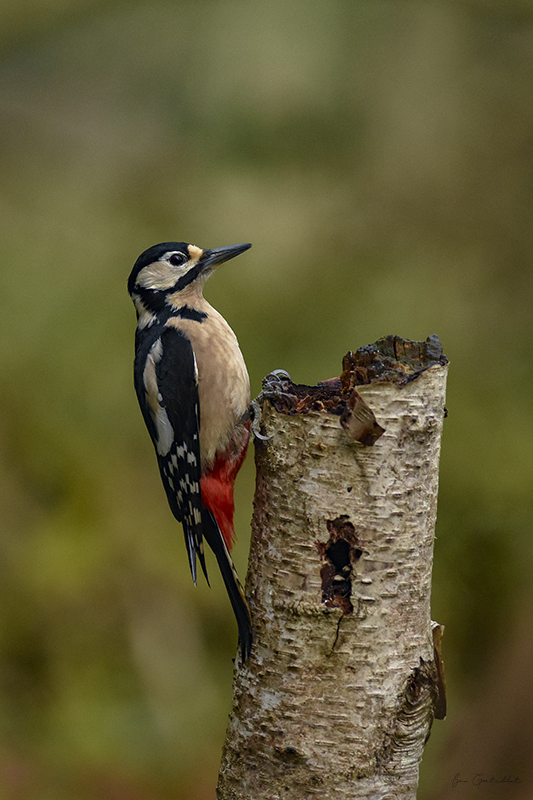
140, 303, 207, 327
172, 263, 204, 292
168, 304, 208, 322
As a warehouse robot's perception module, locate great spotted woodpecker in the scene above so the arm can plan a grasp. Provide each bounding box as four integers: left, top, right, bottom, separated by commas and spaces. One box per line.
128, 241, 253, 659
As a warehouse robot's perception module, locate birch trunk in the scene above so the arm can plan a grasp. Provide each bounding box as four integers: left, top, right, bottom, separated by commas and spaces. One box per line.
217, 336, 448, 800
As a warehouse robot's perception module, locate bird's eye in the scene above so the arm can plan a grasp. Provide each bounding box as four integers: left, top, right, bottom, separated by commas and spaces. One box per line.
168, 253, 187, 267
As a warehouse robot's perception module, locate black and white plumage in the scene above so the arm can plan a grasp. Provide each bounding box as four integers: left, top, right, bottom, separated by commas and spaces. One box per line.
128, 241, 253, 659
134, 323, 206, 580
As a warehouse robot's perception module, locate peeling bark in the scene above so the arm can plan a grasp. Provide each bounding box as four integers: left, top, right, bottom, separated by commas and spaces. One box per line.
217, 336, 448, 800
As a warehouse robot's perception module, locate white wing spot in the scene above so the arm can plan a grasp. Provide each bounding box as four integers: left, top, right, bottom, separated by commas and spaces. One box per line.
155, 407, 174, 456
143, 339, 174, 457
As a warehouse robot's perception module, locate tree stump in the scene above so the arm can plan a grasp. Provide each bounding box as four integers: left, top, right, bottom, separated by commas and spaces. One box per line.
217, 335, 448, 800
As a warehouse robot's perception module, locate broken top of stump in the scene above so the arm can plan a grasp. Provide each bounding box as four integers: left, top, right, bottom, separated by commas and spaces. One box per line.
341, 333, 448, 390
259, 334, 447, 447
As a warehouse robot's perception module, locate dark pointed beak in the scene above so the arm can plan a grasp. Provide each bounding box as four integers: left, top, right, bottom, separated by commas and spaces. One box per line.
200, 243, 252, 271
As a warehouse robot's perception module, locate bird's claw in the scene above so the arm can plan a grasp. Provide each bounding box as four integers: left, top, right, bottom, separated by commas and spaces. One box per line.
246, 369, 294, 442
246, 398, 272, 441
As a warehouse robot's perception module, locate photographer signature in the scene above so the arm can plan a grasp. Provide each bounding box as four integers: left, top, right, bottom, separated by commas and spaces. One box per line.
452, 773, 521, 789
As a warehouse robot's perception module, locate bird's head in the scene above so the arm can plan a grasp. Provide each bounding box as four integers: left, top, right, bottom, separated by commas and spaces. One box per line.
128, 241, 252, 317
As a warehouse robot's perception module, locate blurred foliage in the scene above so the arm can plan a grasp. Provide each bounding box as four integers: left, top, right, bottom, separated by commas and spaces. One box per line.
1, 1, 533, 798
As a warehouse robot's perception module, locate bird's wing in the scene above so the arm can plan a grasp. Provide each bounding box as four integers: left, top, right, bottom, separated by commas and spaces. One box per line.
136, 324, 207, 585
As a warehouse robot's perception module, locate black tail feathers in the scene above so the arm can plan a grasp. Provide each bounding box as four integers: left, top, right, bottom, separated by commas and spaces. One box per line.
201, 508, 253, 661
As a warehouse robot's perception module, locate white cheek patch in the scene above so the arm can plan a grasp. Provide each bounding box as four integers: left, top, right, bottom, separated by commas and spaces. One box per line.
137, 261, 180, 291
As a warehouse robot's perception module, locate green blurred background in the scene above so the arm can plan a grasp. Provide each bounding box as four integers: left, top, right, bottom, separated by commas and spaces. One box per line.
1, 1, 532, 798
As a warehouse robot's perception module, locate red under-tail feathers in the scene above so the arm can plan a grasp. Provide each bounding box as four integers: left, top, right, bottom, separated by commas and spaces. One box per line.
200, 424, 250, 550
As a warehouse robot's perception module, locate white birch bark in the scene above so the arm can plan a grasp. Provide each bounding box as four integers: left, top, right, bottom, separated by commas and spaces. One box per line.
218, 352, 447, 800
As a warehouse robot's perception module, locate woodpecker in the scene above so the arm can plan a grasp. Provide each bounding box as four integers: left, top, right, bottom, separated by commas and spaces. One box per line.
128, 241, 253, 659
